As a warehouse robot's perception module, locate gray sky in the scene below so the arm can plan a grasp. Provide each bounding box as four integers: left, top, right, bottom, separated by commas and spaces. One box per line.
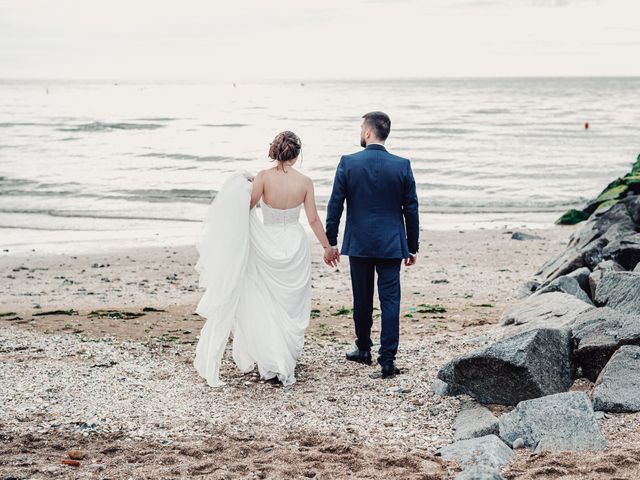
1, 0, 639, 79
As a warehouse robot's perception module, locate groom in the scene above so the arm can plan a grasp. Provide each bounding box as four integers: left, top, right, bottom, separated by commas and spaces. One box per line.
325, 111, 420, 378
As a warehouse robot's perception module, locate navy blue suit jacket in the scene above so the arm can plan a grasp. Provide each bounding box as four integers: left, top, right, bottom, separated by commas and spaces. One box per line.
325, 144, 420, 259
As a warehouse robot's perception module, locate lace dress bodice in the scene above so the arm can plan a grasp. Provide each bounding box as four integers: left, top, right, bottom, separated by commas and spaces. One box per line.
261, 200, 302, 226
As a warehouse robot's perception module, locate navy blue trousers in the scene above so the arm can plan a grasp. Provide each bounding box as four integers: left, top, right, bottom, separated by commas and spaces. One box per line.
348, 256, 402, 366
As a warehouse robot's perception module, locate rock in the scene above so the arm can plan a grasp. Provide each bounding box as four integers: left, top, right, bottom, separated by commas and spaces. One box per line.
571, 307, 640, 381
534, 275, 592, 304
534, 246, 585, 284
67, 450, 85, 460
594, 271, 640, 315
500, 292, 592, 332
542, 203, 637, 282
437, 328, 574, 405
512, 438, 525, 449
588, 260, 625, 298
498, 391, 607, 453
567, 267, 592, 294
511, 232, 543, 241
513, 280, 540, 300
602, 233, 640, 270
635, 262, 640, 273
437, 435, 513, 479
453, 406, 500, 441
592, 345, 640, 412
432, 378, 457, 396
456, 465, 504, 480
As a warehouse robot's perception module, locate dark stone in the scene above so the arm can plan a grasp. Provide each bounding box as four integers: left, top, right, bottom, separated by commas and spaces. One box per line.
592, 345, 640, 412
571, 307, 640, 381
567, 267, 592, 295
437, 328, 574, 405
594, 271, 640, 315
498, 391, 607, 452
534, 275, 592, 305
602, 233, 640, 270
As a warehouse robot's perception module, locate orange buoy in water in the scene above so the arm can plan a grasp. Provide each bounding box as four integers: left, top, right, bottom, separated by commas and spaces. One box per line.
584, 122, 589, 130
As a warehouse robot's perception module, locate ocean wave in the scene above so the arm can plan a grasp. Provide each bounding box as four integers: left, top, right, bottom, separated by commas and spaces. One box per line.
137, 152, 250, 162
58, 121, 164, 132
201, 123, 249, 128
0, 208, 200, 223
112, 188, 214, 203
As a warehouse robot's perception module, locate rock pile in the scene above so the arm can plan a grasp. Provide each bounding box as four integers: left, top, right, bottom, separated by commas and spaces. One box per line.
435, 154, 640, 478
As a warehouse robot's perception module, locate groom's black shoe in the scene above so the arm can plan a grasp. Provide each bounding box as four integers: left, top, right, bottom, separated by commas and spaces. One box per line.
380, 362, 401, 378
345, 349, 372, 365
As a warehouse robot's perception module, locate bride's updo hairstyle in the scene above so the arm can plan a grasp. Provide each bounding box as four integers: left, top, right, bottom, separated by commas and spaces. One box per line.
269, 131, 302, 168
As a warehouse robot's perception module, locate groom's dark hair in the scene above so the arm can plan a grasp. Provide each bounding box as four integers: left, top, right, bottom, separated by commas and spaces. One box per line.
362, 111, 391, 141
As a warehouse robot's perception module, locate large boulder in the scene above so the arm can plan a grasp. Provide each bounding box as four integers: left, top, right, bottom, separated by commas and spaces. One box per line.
602, 233, 640, 270
592, 345, 640, 412
437, 328, 574, 405
571, 307, 640, 381
500, 292, 593, 333
588, 260, 625, 298
538, 202, 636, 283
568, 267, 592, 294
437, 435, 513, 479
594, 271, 640, 315
453, 405, 500, 441
498, 391, 607, 453
534, 275, 592, 304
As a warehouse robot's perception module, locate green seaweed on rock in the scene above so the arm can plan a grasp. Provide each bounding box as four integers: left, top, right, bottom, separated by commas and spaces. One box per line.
556, 153, 640, 225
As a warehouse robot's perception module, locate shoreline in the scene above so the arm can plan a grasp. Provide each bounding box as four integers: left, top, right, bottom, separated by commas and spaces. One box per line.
0, 209, 565, 256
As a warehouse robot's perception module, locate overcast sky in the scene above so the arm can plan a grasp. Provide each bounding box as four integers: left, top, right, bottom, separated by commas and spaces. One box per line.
1, 0, 639, 80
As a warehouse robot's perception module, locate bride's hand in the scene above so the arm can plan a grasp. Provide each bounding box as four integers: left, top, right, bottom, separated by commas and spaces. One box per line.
323, 246, 339, 267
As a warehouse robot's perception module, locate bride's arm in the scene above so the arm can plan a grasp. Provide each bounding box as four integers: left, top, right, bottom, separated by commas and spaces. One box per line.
249, 171, 265, 209
304, 177, 335, 254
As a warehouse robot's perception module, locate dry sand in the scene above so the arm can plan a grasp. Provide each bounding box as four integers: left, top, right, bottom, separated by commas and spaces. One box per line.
1, 226, 639, 479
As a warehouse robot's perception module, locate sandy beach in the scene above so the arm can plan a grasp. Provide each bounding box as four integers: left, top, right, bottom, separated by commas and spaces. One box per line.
2, 225, 640, 479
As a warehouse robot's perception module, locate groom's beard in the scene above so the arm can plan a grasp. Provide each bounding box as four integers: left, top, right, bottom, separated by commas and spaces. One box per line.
360, 136, 367, 148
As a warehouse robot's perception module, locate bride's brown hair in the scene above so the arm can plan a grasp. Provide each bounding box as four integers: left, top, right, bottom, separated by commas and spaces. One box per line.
269, 131, 302, 167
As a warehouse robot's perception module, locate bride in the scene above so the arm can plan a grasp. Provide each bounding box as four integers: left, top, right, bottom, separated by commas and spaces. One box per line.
193, 131, 338, 387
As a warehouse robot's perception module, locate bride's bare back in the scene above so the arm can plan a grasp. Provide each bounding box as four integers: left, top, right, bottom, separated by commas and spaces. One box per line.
250, 130, 338, 267
256, 166, 308, 210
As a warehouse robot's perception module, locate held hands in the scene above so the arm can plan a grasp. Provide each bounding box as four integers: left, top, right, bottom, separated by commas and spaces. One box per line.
323, 246, 340, 267
404, 253, 417, 267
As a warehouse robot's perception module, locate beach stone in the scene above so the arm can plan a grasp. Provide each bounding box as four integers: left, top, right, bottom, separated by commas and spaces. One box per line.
571, 307, 640, 381
432, 378, 458, 396
513, 280, 540, 299
540, 203, 636, 283
534, 246, 585, 284
437, 435, 513, 479
500, 292, 592, 331
621, 194, 640, 225
602, 233, 640, 270
512, 438, 525, 449
594, 271, 640, 315
437, 328, 574, 405
567, 267, 592, 294
592, 345, 640, 412
588, 260, 625, 298
456, 465, 504, 480
534, 275, 592, 304
453, 406, 500, 441
498, 391, 607, 453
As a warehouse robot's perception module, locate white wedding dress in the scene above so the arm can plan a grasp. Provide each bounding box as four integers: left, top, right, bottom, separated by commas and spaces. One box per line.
193, 171, 312, 387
